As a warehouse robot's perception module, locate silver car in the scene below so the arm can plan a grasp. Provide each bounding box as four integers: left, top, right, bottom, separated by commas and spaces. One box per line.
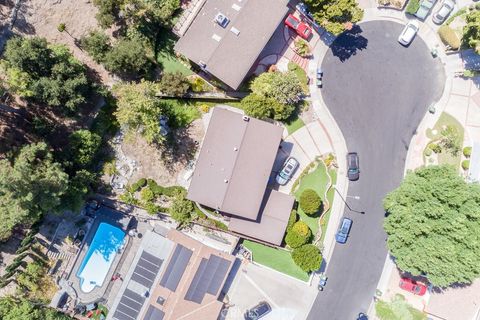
432, 0, 455, 24
276, 157, 299, 185
398, 20, 420, 46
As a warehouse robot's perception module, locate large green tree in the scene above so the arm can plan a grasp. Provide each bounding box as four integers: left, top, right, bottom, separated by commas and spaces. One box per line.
304, 0, 363, 35
80, 30, 111, 63
0, 296, 73, 320
463, 10, 480, 54
250, 71, 303, 106
384, 165, 480, 287
103, 37, 152, 76
3, 37, 90, 112
0, 143, 69, 240
113, 81, 165, 143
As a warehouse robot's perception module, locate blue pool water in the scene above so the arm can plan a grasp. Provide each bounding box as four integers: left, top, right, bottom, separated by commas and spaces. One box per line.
77, 222, 125, 293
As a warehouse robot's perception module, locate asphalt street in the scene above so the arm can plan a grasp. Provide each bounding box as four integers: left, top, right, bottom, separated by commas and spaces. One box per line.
307, 20, 445, 320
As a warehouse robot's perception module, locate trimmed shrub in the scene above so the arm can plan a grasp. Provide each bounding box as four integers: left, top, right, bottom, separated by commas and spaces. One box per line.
130, 178, 147, 192
428, 143, 442, 154
286, 209, 298, 232
299, 189, 322, 215
285, 230, 309, 248
140, 187, 155, 202
463, 146, 472, 158
424, 147, 433, 157
294, 39, 310, 57
406, 0, 420, 14
292, 221, 311, 238
291, 244, 322, 272
438, 26, 461, 50
462, 159, 470, 170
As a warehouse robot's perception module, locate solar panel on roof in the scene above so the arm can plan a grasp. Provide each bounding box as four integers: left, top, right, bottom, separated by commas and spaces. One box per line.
143, 305, 165, 320
113, 309, 135, 320
132, 272, 153, 288
119, 296, 142, 311
135, 264, 157, 279
124, 289, 146, 304
137, 258, 160, 273
184, 255, 232, 303
160, 245, 193, 292
184, 258, 208, 303
141, 251, 163, 267
113, 289, 146, 320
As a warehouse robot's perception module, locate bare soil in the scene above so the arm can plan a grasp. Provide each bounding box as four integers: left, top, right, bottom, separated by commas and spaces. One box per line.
12, 0, 114, 85
121, 119, 205, 186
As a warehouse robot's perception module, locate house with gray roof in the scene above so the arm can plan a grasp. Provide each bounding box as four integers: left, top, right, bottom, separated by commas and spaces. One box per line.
187, 107, 295, 246
174, 0, 289, 90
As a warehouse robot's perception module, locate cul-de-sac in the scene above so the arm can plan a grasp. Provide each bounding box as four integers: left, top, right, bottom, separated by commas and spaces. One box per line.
0, 0, 479, 319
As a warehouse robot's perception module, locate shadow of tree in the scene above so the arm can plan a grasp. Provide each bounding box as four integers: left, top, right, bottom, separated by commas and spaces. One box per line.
159, 125, 198, 174
331, 25, 368, 62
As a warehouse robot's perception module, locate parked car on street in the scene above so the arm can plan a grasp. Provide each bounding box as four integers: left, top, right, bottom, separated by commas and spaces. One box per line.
347, 152, 360, 181
432, 0, 455, 24
357, 313, 369, 320
335, 217, 352, 244
285, 14, 312, 40
398, 20, 420, 46
399, 278, 427, 295
244, 301, 272, 320
276, 157, 299, 185
414, 0, 438, 20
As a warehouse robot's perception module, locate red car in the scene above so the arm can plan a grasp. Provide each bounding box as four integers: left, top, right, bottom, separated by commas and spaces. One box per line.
399, 278, 427, 296
284, 14, 312, 40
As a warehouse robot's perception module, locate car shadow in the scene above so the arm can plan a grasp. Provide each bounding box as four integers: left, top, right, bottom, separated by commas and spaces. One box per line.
331, 25, 369, 62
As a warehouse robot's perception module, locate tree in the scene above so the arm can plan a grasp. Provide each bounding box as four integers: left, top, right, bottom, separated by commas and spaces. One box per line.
169, 191, 193, 224
93, 0, 122, 28
0, 297, 73, 320
3, 37, 90, 112
291, 244, 322, 272
384, 165, 480, 287
0, 143, 69, 240
103, 37, 152, 76
16, 261, 45, 294
60, 170, 97, 212
68, 129, 101, 169
439, 125, 461, 156
304, 0, 363, 35
158, 72, 190, 96
242, 94, 274, 120
250, 71, 303, 106
463, 10, 480, 54
80, 30, 111, 63
285, 221, 312, 248
299, 189, 322, 215
286, 209, 298, 232
113, 81, 165, 144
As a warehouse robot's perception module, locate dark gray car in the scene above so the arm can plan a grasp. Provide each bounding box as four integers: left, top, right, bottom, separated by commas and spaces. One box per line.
244, 301, 271, 320
347, 152, 360, 181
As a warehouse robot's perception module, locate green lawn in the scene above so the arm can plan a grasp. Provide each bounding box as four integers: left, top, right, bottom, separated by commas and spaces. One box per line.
243, 240, 309, 281
375, 294, 426, 320
155, 30, 193, 75
425, 112, 464, 167
320, 169, 337, 243
284, 115, 305, 135
288, 62, 308, 88
163, 99, 201, 128
294, 162, 332, 234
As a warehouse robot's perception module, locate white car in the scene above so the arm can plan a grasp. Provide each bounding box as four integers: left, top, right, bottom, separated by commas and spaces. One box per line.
432, 0, 455, 24
398, 21, 420, 46
276, 157, 299, 185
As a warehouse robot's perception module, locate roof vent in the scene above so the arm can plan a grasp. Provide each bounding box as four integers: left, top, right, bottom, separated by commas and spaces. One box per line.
215, 12, 230, 28
242, 115, 250, 122
230, 27, 240, 36
233, 147, 238, 151
224, 179, 229, 183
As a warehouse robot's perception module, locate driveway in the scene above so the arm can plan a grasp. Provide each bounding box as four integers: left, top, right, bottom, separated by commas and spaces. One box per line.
224, 262, 317, 320
307, 20, 445, 319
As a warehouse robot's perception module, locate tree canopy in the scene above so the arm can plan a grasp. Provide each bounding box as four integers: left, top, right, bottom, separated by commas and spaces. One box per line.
2, 37, 90, 112
463, 10, 480, 54
0, 143, 68, 240
103, 37, 152, 76
304, 0, 364, 35
113, 81, 165, 144
291, 244, 322, 272
0, 297, 73, 320
384, 165, 480, 287
79, 30, 111, 63
158, 72, 190, 96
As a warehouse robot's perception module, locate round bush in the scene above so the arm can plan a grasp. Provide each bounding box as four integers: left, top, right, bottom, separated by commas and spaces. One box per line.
291, 221, 311, 238
462, 160, 470, 171
285, 230, 308, 248
286, 209, 298, 232
424, 147, 432, 157
428, 143, 442, 154
463, 146, 472, 158
291, 244, 322, 272
299, 189, 321, 215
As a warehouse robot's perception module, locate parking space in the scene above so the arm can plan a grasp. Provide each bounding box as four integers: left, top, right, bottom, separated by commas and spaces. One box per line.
224, 262, 317, 320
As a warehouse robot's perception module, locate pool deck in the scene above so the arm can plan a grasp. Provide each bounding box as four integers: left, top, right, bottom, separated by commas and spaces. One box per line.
67, 207, 132, 304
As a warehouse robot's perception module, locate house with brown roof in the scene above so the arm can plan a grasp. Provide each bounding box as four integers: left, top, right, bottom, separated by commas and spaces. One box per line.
107, 229, 235, 320
174, 0, 289, 90
187, 107, 295, 246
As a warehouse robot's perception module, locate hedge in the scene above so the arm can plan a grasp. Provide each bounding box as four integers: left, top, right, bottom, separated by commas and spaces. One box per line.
286, 210, 298, 232
299, 189, 322, 215
285, 230, 309, 248
438, 25, 461, 50
463, 146, 472, 158
291, 244, 322, 272
406, 0, 420, 14
146, 179, 185, 197
129, 178, 147, 193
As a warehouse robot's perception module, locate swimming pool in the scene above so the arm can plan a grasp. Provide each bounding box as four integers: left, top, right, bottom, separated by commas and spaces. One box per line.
77, 222, 125, 293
